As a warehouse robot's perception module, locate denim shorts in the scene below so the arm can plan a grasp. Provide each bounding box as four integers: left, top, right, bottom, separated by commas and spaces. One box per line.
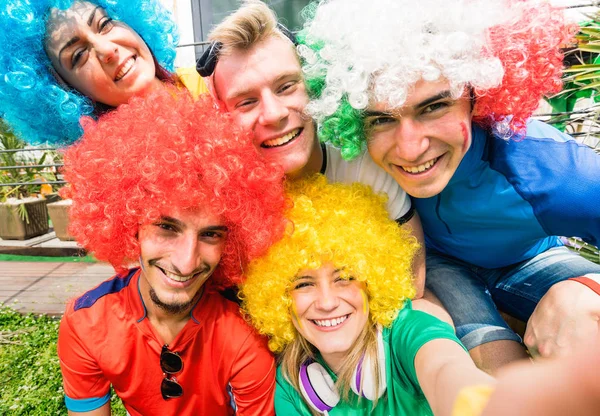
425, 246, 600, 350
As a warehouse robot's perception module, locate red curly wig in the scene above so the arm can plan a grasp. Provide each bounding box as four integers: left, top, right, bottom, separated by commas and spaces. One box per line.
62, 88, 286, 289
473, 0, 578, 133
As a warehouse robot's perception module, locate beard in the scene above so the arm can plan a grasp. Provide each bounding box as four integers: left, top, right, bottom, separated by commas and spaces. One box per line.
148, 286, 203, 315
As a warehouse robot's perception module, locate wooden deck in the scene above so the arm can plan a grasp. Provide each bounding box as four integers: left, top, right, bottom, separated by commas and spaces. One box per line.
0, 261, 113, 316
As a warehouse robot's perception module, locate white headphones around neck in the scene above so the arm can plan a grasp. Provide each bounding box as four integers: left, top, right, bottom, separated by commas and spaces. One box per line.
298, 329, 387, 414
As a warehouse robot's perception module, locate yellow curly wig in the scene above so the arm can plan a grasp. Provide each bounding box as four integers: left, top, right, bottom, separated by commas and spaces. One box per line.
240, 175, 419, 353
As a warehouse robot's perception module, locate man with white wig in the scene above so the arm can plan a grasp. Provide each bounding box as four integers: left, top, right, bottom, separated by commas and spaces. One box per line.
298, 0, 600, 373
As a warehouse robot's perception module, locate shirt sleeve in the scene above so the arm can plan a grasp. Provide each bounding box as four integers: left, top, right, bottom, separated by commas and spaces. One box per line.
356, 151, 412, 221
324, 145, 412, 220
57, 304, 111, 412
389, 301, 466, 394
228, 327, 276, 416
490, 120, 600, 247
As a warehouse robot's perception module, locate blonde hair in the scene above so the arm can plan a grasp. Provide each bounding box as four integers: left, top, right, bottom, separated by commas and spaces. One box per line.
208, 0, 291, 56
240, 175, 418, 408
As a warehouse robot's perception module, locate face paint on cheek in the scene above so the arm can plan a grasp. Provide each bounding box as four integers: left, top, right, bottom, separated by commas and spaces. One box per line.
291, 301, 303, 330
360, 289, 369, 315
460, 122, 470, 153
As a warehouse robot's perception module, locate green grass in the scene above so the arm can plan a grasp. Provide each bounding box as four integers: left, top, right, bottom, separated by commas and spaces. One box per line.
0, 253, 97, 263
0, 307, 126, 415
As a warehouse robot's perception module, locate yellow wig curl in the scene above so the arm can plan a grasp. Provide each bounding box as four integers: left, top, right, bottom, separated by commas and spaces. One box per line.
240, 175, 419, 353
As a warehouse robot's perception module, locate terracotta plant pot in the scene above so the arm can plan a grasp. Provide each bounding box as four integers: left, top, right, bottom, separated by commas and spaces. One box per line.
0, 197, 49, 240
47, 199, 75, 241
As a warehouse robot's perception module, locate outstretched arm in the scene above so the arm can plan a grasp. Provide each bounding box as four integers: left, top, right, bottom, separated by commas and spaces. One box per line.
482, 335, 600, 416
415, 339, 494, 416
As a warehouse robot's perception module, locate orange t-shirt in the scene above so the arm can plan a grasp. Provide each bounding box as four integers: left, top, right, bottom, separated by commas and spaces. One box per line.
58, 268, 275, 415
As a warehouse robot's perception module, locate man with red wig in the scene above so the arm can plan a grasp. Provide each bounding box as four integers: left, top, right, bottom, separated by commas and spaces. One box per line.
298, 0, 600, 373
57, 89, 286, 415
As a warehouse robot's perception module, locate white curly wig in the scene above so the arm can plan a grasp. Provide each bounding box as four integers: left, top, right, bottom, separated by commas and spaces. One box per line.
298, 0, 575, 159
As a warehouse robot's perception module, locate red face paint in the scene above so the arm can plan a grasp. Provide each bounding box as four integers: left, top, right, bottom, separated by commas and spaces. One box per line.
460, 122, 470, 153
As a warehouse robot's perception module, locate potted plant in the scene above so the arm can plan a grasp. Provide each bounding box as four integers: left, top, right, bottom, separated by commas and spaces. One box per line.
0, 120, 58, 240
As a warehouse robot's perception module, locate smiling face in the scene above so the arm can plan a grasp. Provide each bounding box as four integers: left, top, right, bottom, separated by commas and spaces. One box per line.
44, 1, 163, 107
364, 79, 473, 198
290, 263, 369, 370
137, 207, 228, 315
213, 36, 320, 178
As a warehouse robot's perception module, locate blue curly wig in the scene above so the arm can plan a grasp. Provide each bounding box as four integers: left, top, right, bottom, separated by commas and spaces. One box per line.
0, 0, 179, 146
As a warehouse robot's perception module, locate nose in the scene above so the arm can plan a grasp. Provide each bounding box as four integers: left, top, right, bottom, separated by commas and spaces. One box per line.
170, 235, 202, 277
93, 37, 118, 64
258, 92, 289, 126
393, 118, 429, 163
314, 284, 340, 312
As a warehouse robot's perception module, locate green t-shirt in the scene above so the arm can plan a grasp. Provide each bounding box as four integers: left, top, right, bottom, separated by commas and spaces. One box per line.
275, 300, 465, 415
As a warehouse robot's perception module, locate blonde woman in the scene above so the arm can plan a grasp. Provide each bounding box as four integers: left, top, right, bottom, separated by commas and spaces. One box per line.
241, 175, 493, 416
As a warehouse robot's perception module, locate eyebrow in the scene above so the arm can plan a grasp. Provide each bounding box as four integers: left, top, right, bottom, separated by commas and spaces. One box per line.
225, 71, 301, 102
363, 90, 454, 117
57, 6, 102, 68
87, 6, 101, 26
414, 90, 453, 109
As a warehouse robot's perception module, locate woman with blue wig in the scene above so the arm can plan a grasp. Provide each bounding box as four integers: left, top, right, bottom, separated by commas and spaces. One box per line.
0, 0, 205, 146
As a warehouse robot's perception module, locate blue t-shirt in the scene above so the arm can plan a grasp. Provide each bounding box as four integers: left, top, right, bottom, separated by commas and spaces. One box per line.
413, 119, 600, 268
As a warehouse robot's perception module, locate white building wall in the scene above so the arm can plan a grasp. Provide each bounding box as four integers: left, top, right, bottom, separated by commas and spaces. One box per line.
160, 0, 197, 68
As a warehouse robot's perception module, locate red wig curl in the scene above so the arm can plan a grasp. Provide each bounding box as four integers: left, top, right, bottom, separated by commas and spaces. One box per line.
62, 88, 286, 288
473, 0, 578, 133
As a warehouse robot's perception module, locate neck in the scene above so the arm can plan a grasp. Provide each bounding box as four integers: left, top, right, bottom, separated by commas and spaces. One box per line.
321, 351, 346, 374
289, 137, 323, 180
139, 274, 200, 325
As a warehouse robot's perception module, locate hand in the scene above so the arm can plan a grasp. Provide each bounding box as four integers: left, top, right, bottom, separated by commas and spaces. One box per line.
524, 278, 600, 359
482, 335, 600, 416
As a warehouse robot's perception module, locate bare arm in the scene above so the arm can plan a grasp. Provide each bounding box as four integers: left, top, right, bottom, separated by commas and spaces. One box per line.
415, 339, 494, 416
68, 403, 111, 416
483, 336, 600, 416
524, 273, 600, 358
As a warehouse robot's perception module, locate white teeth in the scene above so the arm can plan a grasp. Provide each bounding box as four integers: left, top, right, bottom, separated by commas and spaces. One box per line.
262, 129, 300, 148
163, 269, 195, 283
115, 57, 135, 81
401, 157, 438, 174
313, 315, 348, 328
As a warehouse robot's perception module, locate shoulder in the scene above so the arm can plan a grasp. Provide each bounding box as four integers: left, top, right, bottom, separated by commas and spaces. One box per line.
202, 291, 262, 347
62, 268, 138, 338
325, 145, 410, 219
486, 120, 596, 174
66, 268, 138, 317
388, 301, 462, 355
175, 66, 209, 98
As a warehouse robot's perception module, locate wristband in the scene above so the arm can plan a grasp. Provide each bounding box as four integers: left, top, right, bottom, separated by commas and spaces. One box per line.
568, 276, 600, 296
